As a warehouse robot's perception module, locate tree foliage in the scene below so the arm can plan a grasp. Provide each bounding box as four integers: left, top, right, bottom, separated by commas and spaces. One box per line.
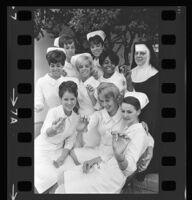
34, 7, 159, 65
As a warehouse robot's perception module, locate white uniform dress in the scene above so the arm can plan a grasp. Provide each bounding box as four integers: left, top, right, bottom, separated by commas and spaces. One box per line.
34, 105, 79, 193
78, 76, 100, 117
55, 122, 152, 193
99, 71, 127, 94
93, 58, 103, 79
35, 73, 79, 111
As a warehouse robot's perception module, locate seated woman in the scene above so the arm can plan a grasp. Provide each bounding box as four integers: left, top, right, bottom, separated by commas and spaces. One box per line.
99, 50, 128, 95
35, 47, 79, 113
55, 83, 154, 193
34, 81, 80, 194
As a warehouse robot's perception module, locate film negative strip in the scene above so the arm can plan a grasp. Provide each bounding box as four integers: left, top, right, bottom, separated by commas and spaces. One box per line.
6, 6, 186, 199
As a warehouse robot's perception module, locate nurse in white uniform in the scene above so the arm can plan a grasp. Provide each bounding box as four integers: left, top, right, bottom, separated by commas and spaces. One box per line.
35, 47, 79, 113
55, 83, 154, 193
71, 53, 100, 118
86, 30, 106, 79
35, 81, 80, 194
98, 50, 127, 95
57, 34, 80, 79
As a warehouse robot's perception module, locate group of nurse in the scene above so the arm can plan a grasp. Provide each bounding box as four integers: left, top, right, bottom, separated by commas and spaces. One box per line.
35, 29, 159, 194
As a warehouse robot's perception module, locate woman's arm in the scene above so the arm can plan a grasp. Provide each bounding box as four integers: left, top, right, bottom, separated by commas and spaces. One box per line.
69, 149, 81, 165
35, 79, 45, 112
115, 153, 128, 171
86, 85, 97, 106
46, 127, 57, 137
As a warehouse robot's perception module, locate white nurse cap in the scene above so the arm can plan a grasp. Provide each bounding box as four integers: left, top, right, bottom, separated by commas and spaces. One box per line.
71, 53, 93, 67
46, 47, 66, 55
54, 37, 60, 47
87, 30, 106, 41
124, 91, 149, 109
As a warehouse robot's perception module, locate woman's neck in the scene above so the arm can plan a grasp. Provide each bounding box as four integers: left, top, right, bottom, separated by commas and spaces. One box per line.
108, 105, 119, 117
63, 108, 72, 117
103, 72, 115, 79
48, 73, 60, 80
125, 119, 139, 128
81, 76, 89, 82
137, 63, 151, 70
66, 57, 71, 63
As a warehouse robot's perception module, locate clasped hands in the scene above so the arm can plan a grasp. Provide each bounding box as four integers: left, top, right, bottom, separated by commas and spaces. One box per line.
82, 157, 102, 173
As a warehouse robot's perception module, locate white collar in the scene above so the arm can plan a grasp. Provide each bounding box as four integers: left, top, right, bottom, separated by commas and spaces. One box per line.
123, 123, 145, 138
101, 108, 122, 124
131, 65, 158, 83
58, 105, 76, 122
46, 73, 62, 86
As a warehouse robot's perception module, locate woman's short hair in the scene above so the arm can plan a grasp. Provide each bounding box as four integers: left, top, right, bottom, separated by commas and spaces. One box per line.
46, 50, 66, 66
88, 35, 104, 46
99, 50, 119, 66
75, 54, 93, 72
97, 82, 123, 105
59, 35, 76, 48
122, 96, 141, 111
59, 81, 78, 99
131, 41, 158, 70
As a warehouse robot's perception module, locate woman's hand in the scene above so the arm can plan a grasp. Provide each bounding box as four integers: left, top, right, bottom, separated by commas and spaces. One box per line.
121, 66, 134, 92
112, 132, 129, 160
82, 157, 102, 173
137, 146, 153, 172
53, 149, 69, 168
62, 69, 67, 77
92, 70, 99, 80
76, 116, 89, 132
86, 84, 95, 97
52, 117, 66, 134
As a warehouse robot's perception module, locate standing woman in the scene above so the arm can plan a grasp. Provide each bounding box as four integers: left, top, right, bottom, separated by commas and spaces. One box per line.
35, 81, 80, 193
57, 34, 79, 78
131, 41, 159, 175
35, 47, 79, 113
71, 53, 100, 117
86, 30, 106, 79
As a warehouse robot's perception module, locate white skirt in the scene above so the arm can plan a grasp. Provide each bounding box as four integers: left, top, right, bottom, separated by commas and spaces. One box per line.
34, 135, 76, 193
55, 157, 127, 194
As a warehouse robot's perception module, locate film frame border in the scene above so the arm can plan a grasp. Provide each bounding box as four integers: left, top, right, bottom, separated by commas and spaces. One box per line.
6, 6, 186, 199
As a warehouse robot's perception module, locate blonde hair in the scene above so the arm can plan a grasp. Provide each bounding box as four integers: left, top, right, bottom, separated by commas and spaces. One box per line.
75, 54, 94, 72
97, 82, 123, 105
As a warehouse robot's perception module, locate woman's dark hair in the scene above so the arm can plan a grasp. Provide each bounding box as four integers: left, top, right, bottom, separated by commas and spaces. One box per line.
59, 81, 78, 99
131, 41, 158, 70
46, 50, 66, 66
88, 35, 104, 46
99, 50, 119, 66
59, 35, 76, 48
122, 96, 141, 111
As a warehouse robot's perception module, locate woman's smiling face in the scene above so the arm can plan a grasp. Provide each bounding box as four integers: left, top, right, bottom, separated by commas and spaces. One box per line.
77, 59, 92, 80
134, 44, 150, 66
90, 42, 104, 58
102, 56, 116, 76
49, 62, 63, 79
60, 91, 77, 114
99, 95, 118, 115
